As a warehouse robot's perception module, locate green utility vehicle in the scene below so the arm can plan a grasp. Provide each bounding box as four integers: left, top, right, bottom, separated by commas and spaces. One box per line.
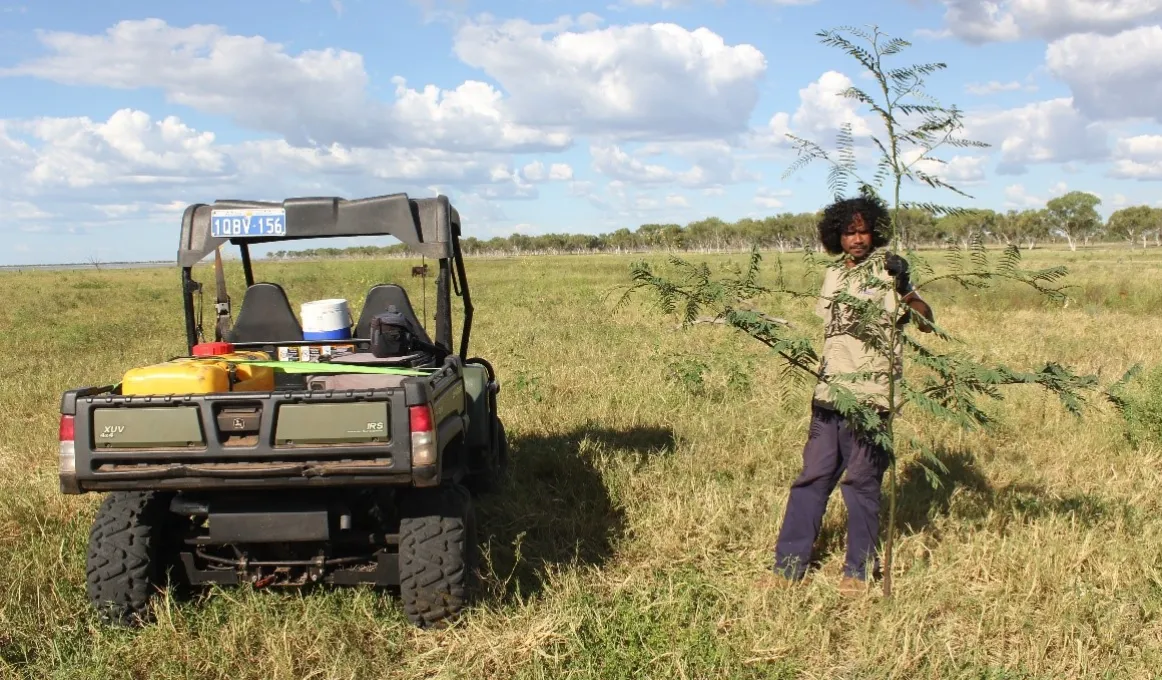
57, 193, 507, 629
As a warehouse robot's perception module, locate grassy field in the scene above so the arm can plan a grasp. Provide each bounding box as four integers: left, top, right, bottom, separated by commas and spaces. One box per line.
2, 246, 1162, 679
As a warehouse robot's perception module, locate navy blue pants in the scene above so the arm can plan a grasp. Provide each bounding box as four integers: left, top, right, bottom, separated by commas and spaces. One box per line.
773, 403, 890, 581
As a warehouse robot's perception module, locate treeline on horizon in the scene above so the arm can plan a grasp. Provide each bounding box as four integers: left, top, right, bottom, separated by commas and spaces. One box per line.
265, 191, 1162, 260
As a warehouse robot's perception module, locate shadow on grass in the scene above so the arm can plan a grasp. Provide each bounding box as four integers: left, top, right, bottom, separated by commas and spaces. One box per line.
893, 447, 991, 536
807, 446, 1128, 568
473, 423, 676, 604
893, 447, 1127, 535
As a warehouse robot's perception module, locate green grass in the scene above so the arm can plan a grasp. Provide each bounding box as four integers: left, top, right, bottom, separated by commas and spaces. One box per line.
2, 248, 1162, 679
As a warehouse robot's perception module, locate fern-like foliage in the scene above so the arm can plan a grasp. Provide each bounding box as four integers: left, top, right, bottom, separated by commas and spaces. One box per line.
617, 24, 1105, 598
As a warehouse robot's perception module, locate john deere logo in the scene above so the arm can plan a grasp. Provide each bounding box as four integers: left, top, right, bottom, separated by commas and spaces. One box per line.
232, 418, 245, 430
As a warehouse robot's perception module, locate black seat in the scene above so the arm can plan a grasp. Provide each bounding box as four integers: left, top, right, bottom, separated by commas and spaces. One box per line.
227, 282, 304, 343
354, 284, 432, 343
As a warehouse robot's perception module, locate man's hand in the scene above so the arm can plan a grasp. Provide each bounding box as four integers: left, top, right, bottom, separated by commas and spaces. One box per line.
884, 252, 912, 295
884, 252, 935, 332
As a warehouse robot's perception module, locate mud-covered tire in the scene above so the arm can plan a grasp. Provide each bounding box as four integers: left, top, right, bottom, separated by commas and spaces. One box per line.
85, 491, 179, 627
398, 485, 477, 628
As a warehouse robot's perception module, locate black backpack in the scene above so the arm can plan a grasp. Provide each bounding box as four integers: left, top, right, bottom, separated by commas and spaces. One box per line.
369, 305, 431, 358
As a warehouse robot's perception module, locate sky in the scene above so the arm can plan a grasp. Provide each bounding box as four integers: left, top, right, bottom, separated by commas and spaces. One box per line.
0, 0, 1160, 265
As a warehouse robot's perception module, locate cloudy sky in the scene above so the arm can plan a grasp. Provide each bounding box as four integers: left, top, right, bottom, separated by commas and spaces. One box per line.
1, 0, 1159, 265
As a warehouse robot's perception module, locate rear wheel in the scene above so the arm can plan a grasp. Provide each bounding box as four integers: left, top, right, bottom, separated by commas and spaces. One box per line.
397, 484, 477, 628
86, 491, 184, 627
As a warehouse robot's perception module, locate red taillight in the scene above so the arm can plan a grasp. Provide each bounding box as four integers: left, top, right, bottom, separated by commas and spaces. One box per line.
59, 415, 75, 442
409, 405, 433, 432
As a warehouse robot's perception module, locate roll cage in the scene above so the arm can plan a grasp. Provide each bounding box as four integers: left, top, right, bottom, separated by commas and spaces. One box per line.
176, 193, 473, 361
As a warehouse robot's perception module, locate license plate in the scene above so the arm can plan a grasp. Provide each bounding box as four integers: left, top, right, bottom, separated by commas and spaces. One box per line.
210, 208, 287, 238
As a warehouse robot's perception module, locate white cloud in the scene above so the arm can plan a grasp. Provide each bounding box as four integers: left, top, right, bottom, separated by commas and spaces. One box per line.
0, 108, 574, 242
1, 16, 778, 149
1, 20, 383, 145
388, 77, 572, 152
619, 0, 693, 6
564, 177, 700, 221
962, 98, 1109, 174
936, 0, 1162, 43
453, 192, 511, 231
965, 80, 1037, 95
1045, 26, 1162, 124
639, 139, 759, 185
591, 145, 678, 183
451, 15, 767, 141
754, 187, 790, 209
1003, 180, 1075, 210
227, 138, 500, 187
1003, 183, 1044, 208
521, 160, 574, 182
786, 71, 873, 139
0, 198, 53, 220
0, 18, 570, 153
589, 141, 755, 188
5, 109, 232, 190
941, 0, 1021, 42
618, 0, 817, 4
1110, 134, 1162, 180
548, 163, 574, 180
750, 71, 877, 152
905, 151, 990, 186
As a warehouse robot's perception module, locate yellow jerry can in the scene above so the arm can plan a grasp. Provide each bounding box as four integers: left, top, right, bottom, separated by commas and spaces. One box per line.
121, 351, 275, 396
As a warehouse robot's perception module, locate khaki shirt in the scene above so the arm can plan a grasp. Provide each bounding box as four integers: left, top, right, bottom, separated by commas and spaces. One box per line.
812, 258, 906, 412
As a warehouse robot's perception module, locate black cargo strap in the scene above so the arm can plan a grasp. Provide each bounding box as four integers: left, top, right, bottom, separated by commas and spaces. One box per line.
213, 246, 232, 341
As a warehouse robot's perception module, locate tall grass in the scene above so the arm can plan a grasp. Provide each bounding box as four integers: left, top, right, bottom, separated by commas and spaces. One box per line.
1, 248, 1160, 679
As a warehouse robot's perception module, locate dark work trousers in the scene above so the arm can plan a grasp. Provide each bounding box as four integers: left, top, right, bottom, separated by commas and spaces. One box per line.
773, 402, 890, 581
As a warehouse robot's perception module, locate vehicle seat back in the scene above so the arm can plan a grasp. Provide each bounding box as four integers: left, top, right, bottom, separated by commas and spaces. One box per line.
227, 282, 304, 343
354, 284, 432, 344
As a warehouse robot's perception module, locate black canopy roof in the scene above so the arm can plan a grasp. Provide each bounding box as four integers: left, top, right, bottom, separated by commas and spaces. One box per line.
177, 193, 459, 267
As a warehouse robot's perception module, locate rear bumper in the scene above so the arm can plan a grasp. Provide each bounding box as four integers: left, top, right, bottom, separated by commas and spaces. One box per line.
73, 461, 413, 492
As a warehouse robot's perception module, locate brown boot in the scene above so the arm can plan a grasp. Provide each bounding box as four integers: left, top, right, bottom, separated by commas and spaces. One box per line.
838, 575, 869, 597
758, 571, 812, 590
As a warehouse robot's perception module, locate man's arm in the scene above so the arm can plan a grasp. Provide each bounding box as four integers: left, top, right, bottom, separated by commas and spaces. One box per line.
884, 253, 935, 333
901, 290, 934, 333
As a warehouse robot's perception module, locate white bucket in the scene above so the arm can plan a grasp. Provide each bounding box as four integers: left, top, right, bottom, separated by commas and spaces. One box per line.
300, 298, 353, 340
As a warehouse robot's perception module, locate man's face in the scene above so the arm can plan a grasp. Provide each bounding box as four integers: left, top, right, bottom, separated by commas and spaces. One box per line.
840, 213, 873, 261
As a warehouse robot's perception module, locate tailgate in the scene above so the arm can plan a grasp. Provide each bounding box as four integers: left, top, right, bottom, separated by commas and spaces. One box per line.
60, 360, 466, 493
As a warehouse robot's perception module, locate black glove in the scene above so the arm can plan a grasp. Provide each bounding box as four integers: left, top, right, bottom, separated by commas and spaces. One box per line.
884, 253, 912, 295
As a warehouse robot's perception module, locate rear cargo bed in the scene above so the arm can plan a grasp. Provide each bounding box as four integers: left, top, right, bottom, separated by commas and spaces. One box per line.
60, 359, 467, 493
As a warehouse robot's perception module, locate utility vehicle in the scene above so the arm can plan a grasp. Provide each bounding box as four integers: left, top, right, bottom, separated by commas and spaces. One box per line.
57, 193, 507, 629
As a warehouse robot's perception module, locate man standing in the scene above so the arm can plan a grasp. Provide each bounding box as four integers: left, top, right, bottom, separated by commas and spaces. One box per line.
770, 196, 933, 595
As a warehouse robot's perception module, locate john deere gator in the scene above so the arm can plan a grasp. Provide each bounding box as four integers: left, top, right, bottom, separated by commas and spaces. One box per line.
57, 193, 508, 629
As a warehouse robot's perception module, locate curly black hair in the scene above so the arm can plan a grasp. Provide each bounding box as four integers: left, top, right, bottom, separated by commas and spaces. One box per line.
816, 196, 891, 255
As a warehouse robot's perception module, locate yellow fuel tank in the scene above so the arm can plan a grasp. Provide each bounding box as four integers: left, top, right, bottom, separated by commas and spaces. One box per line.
121, 351, 275, 396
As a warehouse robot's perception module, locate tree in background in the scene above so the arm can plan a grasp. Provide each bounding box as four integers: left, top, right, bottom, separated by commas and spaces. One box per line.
1107, 206, 1162, 249
1046, 191, 1102, 251
1014, 209, 1052, 250
264, 197, 1162, 259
